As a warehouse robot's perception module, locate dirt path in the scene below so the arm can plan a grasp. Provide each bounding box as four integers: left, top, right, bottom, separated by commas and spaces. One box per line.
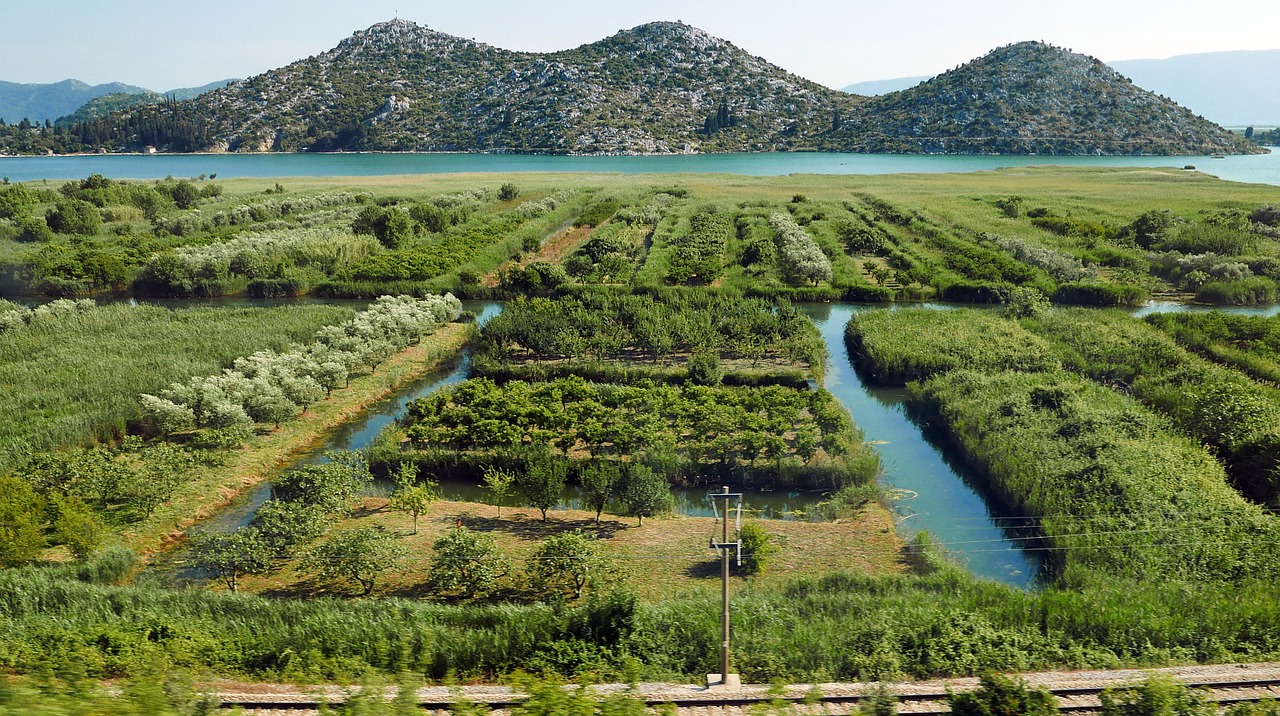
481, 225, 595, 287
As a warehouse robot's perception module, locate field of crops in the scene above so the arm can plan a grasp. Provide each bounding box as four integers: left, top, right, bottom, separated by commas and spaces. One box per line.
4, 168, 1280, 689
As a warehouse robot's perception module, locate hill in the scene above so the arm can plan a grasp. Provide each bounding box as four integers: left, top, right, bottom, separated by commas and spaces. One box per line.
161, 19, 858, 154
841, 76, 931, 95
834, 41, 1261, 155
0, 79, 149, 124
0, 25, 1262, 156
54, 80, 239, 126
845, 50, 1280, 127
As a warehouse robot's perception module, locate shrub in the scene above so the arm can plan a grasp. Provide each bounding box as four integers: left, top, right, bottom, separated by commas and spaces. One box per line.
1099, 674, 1214, 716
948, 673, 1058, 716
737, 522, 778, 576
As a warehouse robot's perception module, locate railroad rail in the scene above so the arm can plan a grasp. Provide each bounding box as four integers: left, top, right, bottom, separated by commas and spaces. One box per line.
209, 664, 1280, 714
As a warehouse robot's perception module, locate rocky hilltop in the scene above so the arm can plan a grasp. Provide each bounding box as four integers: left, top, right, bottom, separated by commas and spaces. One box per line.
3, 24, 1263, 156
833, 41, 1260, 155
173, 19, 858, 154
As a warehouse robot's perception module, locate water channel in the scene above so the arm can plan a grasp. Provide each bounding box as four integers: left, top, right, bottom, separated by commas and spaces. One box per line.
176, 298, 1055, 589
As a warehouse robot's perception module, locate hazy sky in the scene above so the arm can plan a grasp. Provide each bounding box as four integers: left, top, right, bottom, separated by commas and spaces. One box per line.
5, 0, 1279, 91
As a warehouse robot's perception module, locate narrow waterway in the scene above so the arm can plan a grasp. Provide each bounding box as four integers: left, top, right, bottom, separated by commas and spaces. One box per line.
179, 299, 1044, 588
800, 303, 1044, 588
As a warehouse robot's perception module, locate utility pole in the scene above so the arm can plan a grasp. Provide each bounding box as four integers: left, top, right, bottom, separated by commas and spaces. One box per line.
707, 486, 741, 689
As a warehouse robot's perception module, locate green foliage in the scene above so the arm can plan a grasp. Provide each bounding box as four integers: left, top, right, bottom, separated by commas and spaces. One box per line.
482, 467, 517, 516
526, 531, 606, 599
521, 450, 569, 521
1026, 309, 1280, 502
947, 673, 1058, 716
857, 683, 898, 716
910, 367, 1280, 583
575, 198, 621, 228
147, 295, 460, 440
476, 290, 824, 382
401, 376, 876, 490
387, 462, 439, 534
618, 464, 671, 526
272, 454, 374, 516
45, 198, 102, 235
0, 476, 45, 567
499, 183, 520, 202
1002, 285, 1051, 318
737, 522, 778, 576
769, 213, 833, 285
845, 308, 1058, 385
426, 526, 510, 599
665, 207, 730, 285
1099, 675, 1214, 716
352, 205, 414, 249
1145, 311, 1280, 385
304, 525, 408, 596
684, 349, 723, 386
577, 461, 621, 524
0, 301, 355, 468
50, 495, 106, 560
250, 499, 329, 556
188, 528, 272, 592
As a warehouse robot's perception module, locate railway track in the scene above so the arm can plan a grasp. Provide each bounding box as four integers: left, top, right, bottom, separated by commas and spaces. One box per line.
210, 665, 1280, 714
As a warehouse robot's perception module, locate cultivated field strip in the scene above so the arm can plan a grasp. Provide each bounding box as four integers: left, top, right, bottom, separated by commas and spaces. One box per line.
213, 662, 1280, 713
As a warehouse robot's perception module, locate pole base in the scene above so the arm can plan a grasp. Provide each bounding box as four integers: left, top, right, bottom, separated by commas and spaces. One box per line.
705, 673, 741, 689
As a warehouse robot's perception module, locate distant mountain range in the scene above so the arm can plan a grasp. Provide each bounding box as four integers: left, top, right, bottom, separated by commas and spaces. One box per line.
0, 21, 1261, 156
842, 49, 1280, 127
0, 79, 237, 125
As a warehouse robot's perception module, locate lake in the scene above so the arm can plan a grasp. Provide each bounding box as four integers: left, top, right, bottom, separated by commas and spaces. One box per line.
2, 149, 1279, 186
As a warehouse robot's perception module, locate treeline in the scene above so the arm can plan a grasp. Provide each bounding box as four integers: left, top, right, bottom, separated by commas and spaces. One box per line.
140, 295, 462, 445
474, 289, 824, 383
398, 375, 877, 490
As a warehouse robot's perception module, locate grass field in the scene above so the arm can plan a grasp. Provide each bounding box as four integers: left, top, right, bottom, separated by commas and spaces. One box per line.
233, 497, 906, 601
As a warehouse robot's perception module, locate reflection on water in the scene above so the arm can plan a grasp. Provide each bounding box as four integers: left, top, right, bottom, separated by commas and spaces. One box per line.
800, 303, 1045, 588
166, 298, 1278, 588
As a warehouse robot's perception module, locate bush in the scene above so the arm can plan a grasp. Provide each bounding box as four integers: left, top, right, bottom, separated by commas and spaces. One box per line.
685, 350, 724, 386
526, 531, 605, 600
737, 522, 778, 576
1052, 282, 1147, 306
1195, 276, 1278, 305
45, 199, 101, 235
948, 673, 1058, 716
1099, 674, 1213, 716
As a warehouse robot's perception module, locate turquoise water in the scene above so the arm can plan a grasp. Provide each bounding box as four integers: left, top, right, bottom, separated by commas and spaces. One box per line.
1, 149, 1278, 185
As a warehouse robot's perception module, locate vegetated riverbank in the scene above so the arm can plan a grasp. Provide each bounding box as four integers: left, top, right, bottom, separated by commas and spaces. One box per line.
124, 320, 473, 558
